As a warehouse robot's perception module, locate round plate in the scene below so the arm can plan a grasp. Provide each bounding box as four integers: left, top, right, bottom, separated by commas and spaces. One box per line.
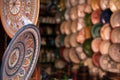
109, 0, 120, 12
70, 6, 78, 20
99, 40, 111, 55
91, 23, 102, 38
91, 9, 101, 24
76, 28, 86, 44
64, 35, 71, 48
100, 9, 112, 24
1, 24, 41, 80
91, 37, 102, 53
111, 28, 120, 43
83, 38, 93, 57
63, 48, 71, 62
78, 4, 85, 18
91, 0, 100, 11
71, 19, 77, 33
92, 53, 101, 67
69, 48, 80, 64
100, 0, 110, 10
100, 23, 111, 40
100, 55, 120, 73
109, 43, 120, 63
70, 33, 79, 47
0, 0, 40, 38
110, 10, 120, 28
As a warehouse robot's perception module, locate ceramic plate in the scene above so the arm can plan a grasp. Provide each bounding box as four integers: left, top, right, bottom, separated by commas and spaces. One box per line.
1, 24, 41, 80
0, 0, 40, 38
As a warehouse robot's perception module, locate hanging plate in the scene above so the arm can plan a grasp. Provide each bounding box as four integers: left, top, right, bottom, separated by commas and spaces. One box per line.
109, 43, 120, 63
0, 0, 40, 38
1, 24, 41, 80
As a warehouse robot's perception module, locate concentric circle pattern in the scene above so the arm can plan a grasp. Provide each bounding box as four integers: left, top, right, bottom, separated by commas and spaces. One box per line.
1, 24, 41, 80
0, 0, 40, 38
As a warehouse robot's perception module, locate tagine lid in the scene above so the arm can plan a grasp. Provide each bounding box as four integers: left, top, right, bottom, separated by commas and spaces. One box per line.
0, 0, 40, 38
1, 24, 41, 80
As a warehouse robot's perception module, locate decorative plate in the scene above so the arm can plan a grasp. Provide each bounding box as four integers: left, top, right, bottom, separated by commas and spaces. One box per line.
69, 48, 80, 64
111, 28, 120, 43
0, 0, 40, 38
100, 0, 110, 10
91, 37, 102, 53
109, 0, 120, 12
91, 0, 100, 11
110, 10, 120, 28
64, 35, 71, 48
100, 9, 112, 24
99, 40, 111, 55
63, 48, 71, 62
91, 9, 101, 24
100, 23, 111, 40
91, 23, 102, 38
1, 24, 41, 80
99, 55, 120, 73
92, 52, 101, 67
109, 43, 120, 63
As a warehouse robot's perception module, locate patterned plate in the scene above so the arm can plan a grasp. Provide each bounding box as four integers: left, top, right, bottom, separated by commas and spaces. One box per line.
0, 0, 40, 38
1, 24, 41, 80
99, 55, 120, 73
109, 43, 120, 63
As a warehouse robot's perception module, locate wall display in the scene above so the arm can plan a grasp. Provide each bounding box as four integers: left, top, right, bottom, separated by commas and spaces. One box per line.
1, 24, 41, 80
0, 0, 40, 38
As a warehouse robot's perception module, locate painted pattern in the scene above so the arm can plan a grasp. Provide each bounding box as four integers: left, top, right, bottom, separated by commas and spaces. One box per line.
0, 0, 40, 38
1, 24, 41, 80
